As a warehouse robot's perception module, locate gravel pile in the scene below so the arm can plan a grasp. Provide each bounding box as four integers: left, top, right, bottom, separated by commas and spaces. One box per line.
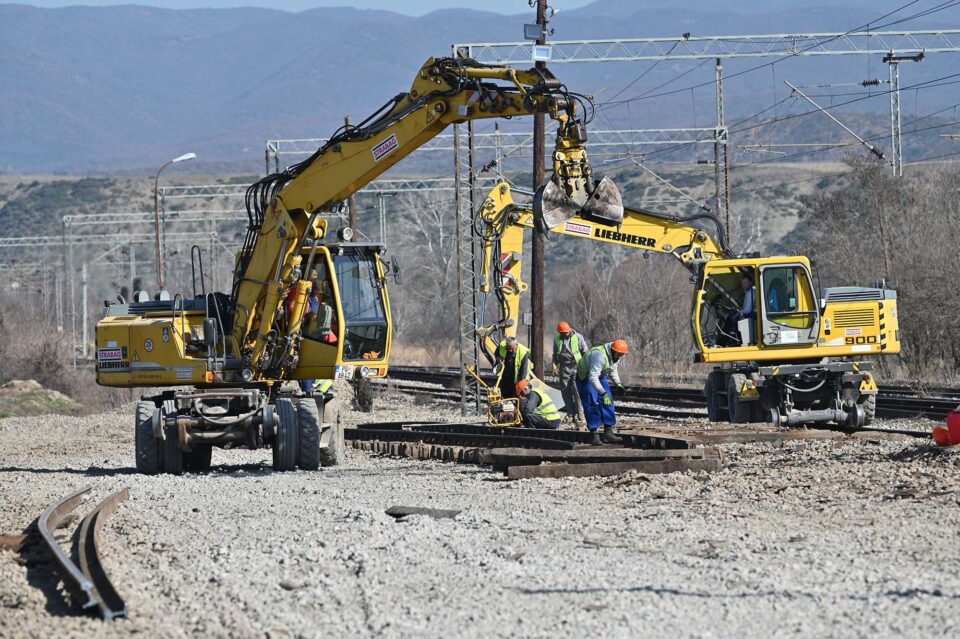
1, 394, 958, 638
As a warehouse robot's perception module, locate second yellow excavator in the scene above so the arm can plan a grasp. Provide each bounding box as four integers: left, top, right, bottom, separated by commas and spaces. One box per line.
475, 183, 899, 428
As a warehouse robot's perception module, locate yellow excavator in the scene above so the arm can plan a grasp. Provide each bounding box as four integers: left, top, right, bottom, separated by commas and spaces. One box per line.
95, 56, 623, 474
475, 182, 900, 428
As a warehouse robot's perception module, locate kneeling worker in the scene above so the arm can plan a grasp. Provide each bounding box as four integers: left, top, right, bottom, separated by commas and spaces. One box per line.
516, 380, 562, 430
576, 340, 629, 445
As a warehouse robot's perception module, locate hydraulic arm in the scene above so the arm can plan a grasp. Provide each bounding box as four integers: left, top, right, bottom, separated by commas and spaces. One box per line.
230, 56, 623, 382
475, 182, 729, 358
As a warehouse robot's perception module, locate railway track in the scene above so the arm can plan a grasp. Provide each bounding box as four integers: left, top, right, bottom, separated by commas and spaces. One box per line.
37, 486, 129, 620
382, 366, 958, 422
377, 380, 705, 421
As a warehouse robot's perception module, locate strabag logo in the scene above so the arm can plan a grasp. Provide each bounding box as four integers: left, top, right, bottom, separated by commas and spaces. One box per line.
563, 221, 592, 237
594, 227, 657, 248
97, 348, 123, 361
372, 134, 399, 162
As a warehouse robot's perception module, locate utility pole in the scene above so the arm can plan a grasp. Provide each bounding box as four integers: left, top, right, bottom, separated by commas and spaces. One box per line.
714, 58, 732, 242
346, 115, 359, 229
530, 0, 548, 378
81, 262, 88, 359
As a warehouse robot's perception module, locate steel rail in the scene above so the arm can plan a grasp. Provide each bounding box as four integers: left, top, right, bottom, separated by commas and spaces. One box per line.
37, 486, 99, 611
382, 380, 705, 420
78, 488, 130, 620
36, 486, 129, 619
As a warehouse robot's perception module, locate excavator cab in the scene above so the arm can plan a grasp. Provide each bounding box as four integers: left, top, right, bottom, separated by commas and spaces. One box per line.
293, 243, 391, 382
693, 257, 822, 359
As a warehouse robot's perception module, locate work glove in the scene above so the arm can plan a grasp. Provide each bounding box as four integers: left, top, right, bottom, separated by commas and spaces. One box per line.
551, 364, 558, 376
602, 393, 613, 407
614, 384, 626, 397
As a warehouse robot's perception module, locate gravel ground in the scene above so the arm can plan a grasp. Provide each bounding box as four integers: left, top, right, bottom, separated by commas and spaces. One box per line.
1, 391, 959, 638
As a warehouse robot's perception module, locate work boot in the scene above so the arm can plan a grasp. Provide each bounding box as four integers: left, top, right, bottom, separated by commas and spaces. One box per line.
574, 414, 584, 429
601, 425, 622, 444
590, 430, 602, 446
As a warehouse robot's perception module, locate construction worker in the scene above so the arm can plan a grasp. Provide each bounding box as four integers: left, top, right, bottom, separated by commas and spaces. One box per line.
495, 336, 531, 399
516, 380, 562, 430
576, 340, 629, 446
551, 321, 589, 426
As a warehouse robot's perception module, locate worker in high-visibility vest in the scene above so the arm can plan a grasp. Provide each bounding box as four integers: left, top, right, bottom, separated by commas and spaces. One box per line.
495, 336, 531, 399
551, 321, 589, 426
300, 379, 334, 395
576, 340, 629, 445
516, 380, 562, 430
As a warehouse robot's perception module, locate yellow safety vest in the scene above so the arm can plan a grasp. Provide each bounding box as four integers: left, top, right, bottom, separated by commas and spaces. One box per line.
529, 384, 562, 422
576, 344, 611, 381
554, 332, 583, 363
497, 341, 531, 379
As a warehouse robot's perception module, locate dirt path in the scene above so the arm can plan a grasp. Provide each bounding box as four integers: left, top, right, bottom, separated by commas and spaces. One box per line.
1, 396, 958, 638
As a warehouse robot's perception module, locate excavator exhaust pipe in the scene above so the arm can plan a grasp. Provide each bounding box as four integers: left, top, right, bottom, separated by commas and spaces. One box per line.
533, 175, 623, 231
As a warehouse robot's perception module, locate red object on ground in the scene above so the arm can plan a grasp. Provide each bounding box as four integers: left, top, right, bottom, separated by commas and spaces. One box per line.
947, 407, 960, 444
933, 426, 951, 446
934, 407, 960, 446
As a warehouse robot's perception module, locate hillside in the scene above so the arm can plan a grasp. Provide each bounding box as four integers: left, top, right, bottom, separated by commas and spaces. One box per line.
1, 1, 958, 173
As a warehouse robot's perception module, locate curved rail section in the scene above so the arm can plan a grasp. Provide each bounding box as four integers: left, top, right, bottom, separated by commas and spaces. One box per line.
37, 486, 129, 620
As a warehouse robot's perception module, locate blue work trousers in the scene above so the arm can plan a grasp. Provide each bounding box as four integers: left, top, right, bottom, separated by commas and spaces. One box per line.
577, 376, 616, 432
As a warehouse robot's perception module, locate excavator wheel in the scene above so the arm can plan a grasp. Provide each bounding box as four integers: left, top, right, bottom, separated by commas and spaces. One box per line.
319, 419, 344, 468
296, 398, 321, 471
857, 394, 877, 426
727, 374, 753, 424
704, 372, 728, 422
135, 400, 160, 474
272, 399, 298, 472
159, 401, 184, 475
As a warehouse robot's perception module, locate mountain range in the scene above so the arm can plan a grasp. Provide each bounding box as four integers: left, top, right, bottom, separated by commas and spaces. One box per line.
2, 0, 959, 173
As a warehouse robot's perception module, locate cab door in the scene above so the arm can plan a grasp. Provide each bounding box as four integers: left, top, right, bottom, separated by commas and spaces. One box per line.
758, 263, 820, 347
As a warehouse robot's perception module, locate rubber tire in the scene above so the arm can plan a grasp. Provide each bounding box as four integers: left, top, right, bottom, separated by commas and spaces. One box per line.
296, 398, 321, 471
159, 423, 184, 475
727, 374, 752, 424
184, 445, 213, 472
319, 420, 344, 468
858, 393, 876, 426
704, 372, 728, 422
272, 399, 298, 472
135, 401, 160, 474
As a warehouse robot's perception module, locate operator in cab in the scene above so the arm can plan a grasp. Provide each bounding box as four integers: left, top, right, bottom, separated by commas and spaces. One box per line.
734, 271, 756, 346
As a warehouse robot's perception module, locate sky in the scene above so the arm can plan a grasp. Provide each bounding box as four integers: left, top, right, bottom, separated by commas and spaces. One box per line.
15, 0, 595, 16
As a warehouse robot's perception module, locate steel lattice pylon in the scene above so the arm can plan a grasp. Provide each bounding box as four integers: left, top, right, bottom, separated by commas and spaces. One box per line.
454, 121, 483, 415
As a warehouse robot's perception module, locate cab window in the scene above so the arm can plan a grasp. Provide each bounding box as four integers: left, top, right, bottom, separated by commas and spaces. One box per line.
333, 252, 388, 361
761, 265, 816, 330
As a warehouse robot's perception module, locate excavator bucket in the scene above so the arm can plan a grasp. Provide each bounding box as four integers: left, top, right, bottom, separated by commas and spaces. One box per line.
533, 175, 623, 231
580, 176, 624, 224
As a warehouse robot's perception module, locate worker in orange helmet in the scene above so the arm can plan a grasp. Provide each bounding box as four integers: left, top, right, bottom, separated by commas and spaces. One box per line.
551, 321, 589, 426
515, 379, 563, 430
575, 339, 629, 445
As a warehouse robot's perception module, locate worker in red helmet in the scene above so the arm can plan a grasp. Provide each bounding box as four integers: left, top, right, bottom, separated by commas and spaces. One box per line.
576, 339, 629, 445
551, 321, 589, 427
516, 380, 563, 430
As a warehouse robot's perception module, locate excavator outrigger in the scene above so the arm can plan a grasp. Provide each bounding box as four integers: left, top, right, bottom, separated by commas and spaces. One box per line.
95, 56, 623, 474
475, 182, 900, 428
